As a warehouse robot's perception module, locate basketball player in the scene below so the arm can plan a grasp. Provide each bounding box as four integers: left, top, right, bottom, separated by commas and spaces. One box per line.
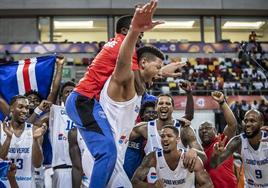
210, 109, 268, 187
132, 125, 213, 188
0, 95, 47, 188
49, 81, 76, 188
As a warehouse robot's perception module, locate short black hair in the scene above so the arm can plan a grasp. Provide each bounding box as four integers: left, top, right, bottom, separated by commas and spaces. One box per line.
157, 93, 174, 107
139, 101, 156, 117
24, 90, 42, 102
137, 46, 165, 63
60, 81, 76, 95
10, 95, 27, 106
116, 15, 132, 34
162, 125, 179, 137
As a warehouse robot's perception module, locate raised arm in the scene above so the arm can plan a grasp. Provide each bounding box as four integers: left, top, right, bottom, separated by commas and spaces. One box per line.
210, 135, 241, 168
0, 94, 9, 116
194, 157, 213, 188
68, 128, 84, 188
129, 122, 147, 141
0, 121, 13, 159
211, 91, 237, 139
179, 81, 194, 121
47, 56, 64, 104
132, 152, 160, 188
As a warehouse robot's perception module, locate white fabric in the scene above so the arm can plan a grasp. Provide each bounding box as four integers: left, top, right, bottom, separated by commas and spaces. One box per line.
99, 76, 142, 188
49, 105, 73, 167
144, 119, 184, 155
52, 168, 72, 188
156, 149, 195, 188
0, 122, 35, 188
240, 132, 268, 188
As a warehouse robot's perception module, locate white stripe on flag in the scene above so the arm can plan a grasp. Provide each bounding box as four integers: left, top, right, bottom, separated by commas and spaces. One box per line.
16, 60, 26, 95
28, 58, 38, 91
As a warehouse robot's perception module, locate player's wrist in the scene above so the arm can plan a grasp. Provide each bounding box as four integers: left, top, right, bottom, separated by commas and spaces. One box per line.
34, 107, 43, 116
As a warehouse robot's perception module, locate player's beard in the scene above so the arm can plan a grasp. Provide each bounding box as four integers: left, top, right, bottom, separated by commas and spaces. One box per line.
244, 129, 260, 138
163, 149, 171, 154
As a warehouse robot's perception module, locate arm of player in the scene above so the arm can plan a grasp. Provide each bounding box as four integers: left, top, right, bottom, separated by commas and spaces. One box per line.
180, 81, 194, 121
8, 163, 19, 188
181, 126, 207, 169
47, 55, 64, 104
211, 91, 237, 139
210, 135, 241, 168
132, 152, 161, 188
68, 128, 84, 188
0, 94, 9, 117
194, 157, 213, 188
129, 122, 147, 141
27, 100, 51, 124
0, 121, 13, 159
32, 123, 47, 168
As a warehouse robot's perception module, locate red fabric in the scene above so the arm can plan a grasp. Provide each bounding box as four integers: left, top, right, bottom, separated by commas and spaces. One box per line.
75, 34, 139, 100
204, 134, 237, 188
22, 59, 31, 93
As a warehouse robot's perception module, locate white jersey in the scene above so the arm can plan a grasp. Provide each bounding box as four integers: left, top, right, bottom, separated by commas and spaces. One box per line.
77, 129, 93, 188
156, 149, 195, 188
240, 131, 268, 188
144, 119, 185, 155
49, 105, 73, 167
0, 122, 35, 188
99, 76, 142, 188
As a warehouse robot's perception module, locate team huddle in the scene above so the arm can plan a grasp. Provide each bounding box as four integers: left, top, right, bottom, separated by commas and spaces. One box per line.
0, 0, 268, 188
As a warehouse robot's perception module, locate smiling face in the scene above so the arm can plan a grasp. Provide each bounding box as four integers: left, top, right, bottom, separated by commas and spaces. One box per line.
198, 122, 216, 147
156, 96, 173, 121
242, 110, 263, 138
10, 98, 29, 124
160, 127, 178, 154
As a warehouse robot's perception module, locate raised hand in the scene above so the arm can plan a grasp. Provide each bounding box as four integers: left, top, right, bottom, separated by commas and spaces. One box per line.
33, 123, 47, 139
213, 134, 227, 156
2, 121, 13, 138
178, 117, 191, 127
56, 55, 65, 66
131, 0, 164, 33
183, 148, 198, 172
159, 62, 186, 78
179, 80, 192, 93
211, 91, 225, 103
38, 100, 52, 113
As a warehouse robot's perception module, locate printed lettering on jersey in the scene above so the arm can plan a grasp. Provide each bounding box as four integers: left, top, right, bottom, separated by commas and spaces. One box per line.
163, 178, 186, 185
9, 147, 30, 154
128, 141, 141, 149
98, 110, 107, 119
247, 179, 268, 187
119, 135, 128, 144
58, 133, 67, 141
104, 41, 117, 48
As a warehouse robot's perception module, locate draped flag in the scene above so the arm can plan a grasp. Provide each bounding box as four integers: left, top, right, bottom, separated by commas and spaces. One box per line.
0, 55, 56, 120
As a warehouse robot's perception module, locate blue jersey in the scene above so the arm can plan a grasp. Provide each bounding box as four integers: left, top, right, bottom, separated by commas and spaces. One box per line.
123, 137, 145, 179
42, 130, 52, 165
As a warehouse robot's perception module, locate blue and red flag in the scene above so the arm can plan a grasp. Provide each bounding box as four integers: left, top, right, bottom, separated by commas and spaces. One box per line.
0, 55, 56, 120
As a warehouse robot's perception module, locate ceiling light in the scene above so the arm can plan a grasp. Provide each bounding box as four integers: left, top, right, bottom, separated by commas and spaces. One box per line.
54, 20, 93, 29
156, 21, 195, 28
223, 21, 265, 29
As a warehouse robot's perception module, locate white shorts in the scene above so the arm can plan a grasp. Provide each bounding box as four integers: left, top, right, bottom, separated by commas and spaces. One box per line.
52, 168, 72, 188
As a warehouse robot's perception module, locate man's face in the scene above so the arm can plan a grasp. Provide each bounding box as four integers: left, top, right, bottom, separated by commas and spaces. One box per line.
27, 94, 41, 112
160, 128, 178, 154
141, 57, 163, 85
62, 85, 74, 104
242, 111, 262, 138
141, 106, 157, 122
156, 96, 173, 121
198, 122, 216, 146
11, 98, 29, 124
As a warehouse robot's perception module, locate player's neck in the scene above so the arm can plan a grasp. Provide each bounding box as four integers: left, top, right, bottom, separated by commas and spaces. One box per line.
157, 118, 173, 128
134, 70, 146, 96
248, 131, 262, 149
164, 149, 181, 170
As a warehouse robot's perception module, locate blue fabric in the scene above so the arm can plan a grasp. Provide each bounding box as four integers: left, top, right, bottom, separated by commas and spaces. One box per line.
0, 161, 9, 178
0, 55, 56, 120
123, 137, 145, 179
42, 130, 52, 165
65, 91, 117, 188
142, 92, 157, 105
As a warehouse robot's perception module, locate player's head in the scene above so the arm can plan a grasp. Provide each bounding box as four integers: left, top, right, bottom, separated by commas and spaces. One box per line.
60, 81, 75, 104
116, 15, 144, 46
10, 95, 29, 124
137, 46, 164, 85
242, 109, 264, 139
139, 101, 157, 121
24, 90, 42, 114
198, 121, 217, 147
160, 125, 179, 154
156, 94, 174, 121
